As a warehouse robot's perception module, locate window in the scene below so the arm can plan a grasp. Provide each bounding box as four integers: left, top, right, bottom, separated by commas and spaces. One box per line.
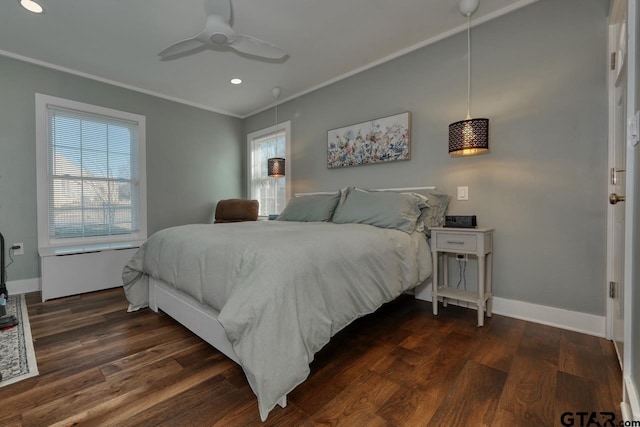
247, 121, 291, 217
36, 94, 147, 249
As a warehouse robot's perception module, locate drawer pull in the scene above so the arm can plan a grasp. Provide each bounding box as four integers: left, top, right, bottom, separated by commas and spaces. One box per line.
446, 240, 466, 245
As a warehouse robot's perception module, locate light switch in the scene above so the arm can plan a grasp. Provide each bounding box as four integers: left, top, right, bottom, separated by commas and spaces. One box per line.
457, 186, 469, 201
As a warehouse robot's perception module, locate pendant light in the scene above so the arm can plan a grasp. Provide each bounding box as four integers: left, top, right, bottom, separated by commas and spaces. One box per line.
448, 0, 489, 157
267, 87, 285, 177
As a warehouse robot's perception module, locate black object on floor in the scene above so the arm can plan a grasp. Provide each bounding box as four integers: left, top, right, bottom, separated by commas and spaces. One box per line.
0, 231, 7, 300
0, 231, 20, 382
0, 230, 17, 328
0, 315, 18, 330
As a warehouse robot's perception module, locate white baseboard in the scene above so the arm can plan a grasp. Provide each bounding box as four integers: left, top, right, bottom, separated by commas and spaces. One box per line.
624, 376, 640, 421
492, 297, 606, 337
5, 278, 41, 295
414, 285, 606, 337
6, 278, 609, 337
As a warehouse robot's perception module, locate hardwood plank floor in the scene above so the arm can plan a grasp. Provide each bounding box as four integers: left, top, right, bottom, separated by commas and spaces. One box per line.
0, 288, 622, 426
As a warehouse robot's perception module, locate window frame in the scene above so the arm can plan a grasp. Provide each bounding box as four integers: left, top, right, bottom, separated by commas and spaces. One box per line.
35, 93, 147, 251
246, 121, 292, 217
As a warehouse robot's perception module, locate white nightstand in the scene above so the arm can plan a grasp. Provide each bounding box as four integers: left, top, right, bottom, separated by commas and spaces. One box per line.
430, 226, 494, 326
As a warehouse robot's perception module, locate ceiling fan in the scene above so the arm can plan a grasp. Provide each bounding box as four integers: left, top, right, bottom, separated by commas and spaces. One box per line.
158, 0, 288, 60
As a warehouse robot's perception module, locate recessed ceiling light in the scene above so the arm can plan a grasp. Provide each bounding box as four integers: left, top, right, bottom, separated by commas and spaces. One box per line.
19, 0, 45, 14
230, 78, 242, 85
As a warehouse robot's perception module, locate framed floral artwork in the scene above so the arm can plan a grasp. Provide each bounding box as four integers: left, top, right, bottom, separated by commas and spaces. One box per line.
327, 111, 411, 169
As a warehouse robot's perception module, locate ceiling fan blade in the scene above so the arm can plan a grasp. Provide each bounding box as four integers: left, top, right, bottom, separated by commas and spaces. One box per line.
203, 0, 231, 23
158, 37, 205, 58
229, 35, 288, 59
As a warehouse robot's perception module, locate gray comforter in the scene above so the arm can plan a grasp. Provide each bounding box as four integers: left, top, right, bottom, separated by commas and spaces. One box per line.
122, 221, 431, 420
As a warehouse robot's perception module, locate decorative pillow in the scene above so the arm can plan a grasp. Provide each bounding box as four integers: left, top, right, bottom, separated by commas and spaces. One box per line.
396, 192, 430, 232
277, 192, 341, 222
331, 188, 427, 233
421, 192, 451, 232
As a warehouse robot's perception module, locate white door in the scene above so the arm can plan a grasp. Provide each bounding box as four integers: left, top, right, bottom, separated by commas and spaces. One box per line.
607, 1, 627, 365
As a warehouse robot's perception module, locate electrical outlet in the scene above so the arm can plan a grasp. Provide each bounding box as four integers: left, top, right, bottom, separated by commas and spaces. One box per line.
456, 254, 467, 262
12, 243, 24, 256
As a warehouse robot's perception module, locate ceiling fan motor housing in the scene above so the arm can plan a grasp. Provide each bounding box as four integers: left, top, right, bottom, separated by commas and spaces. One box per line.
210, 33, 229, 45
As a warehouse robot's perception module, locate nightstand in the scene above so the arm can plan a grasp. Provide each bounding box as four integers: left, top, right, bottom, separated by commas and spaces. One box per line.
430, 226, 494, 326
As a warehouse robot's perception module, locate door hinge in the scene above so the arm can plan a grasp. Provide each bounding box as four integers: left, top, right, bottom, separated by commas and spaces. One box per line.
609, 281, 616, 298
611, 52, 616, 70
631, 110, 640, 147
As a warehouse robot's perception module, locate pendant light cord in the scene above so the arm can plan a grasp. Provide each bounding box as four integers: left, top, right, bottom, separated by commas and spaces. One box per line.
273, 90, 279, 159
466, 13, 471, 119
274, 89, 279, 127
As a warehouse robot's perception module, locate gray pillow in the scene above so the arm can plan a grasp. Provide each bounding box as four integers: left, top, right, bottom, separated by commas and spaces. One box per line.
277, 192, 341, 222
332, 188, 427, 233
421, 192, 451, 232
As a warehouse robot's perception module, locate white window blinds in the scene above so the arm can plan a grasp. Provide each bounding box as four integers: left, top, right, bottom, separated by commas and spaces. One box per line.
249, 129, 287, 216
46, 107, 140, 240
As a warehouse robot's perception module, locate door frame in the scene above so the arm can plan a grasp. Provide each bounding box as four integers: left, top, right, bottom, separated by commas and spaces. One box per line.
605, 0, 626, 345
607, 0, 639, 420
622, 0, 638, 420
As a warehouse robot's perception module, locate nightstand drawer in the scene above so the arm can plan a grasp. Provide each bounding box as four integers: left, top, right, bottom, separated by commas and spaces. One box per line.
435, 232, 477, 251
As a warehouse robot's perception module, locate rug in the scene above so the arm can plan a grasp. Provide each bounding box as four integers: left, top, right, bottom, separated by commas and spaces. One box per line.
0, 294, 38, 386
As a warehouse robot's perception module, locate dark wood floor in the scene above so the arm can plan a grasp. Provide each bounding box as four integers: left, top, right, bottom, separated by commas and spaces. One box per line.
0, 288, 622, 426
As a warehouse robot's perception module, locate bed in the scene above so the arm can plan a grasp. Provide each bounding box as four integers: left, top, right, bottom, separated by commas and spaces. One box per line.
122, 186, 449, 421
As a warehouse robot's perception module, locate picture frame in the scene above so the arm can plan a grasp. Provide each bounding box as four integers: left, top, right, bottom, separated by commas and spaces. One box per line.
327, 111, 411, 169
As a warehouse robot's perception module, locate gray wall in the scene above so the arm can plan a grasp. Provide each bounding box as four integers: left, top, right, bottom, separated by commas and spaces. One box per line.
0, 55, 244, 282
244, 0, 609, 315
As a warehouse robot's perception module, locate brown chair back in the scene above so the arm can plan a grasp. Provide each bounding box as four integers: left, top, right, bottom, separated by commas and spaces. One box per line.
214, 199, 259, 223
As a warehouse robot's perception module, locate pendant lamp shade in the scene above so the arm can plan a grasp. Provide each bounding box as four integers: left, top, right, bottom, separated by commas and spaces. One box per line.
449, 0, 489, 157
449, 117, 489, 156
267, 157, 285, 177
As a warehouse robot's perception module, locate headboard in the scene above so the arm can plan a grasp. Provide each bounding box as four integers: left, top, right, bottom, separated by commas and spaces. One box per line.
295, 186, 436, 197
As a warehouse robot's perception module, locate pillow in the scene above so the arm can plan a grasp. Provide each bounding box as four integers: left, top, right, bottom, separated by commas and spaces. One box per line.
402, 192, 430, 233
277, 192, 341, 222
420, 192, 451, 232
331, 188, 427, 233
